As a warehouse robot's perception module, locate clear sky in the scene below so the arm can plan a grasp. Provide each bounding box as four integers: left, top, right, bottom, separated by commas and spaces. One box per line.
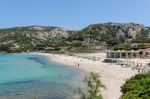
0, 0, 150, 30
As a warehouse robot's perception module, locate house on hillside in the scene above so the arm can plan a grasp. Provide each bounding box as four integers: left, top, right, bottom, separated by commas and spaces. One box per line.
94, 41, 108, 50
44, 47, 55, 51
10, 43, 20, 51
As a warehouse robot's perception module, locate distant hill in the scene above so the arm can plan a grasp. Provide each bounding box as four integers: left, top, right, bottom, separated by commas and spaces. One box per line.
0, 26, 72, 51
0, 23, 150, 52
74, 22, 150, 44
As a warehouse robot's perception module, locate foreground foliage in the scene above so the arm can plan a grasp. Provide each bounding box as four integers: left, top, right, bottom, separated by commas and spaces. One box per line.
75, 72, 105, 99
121, 73, 150, 99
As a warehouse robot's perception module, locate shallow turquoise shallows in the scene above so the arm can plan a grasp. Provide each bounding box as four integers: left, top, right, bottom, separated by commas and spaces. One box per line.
0, 54, 86, 99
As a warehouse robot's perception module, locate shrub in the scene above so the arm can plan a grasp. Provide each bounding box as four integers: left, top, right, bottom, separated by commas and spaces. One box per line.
121, 73, 150, 99
75, 72, 105, 99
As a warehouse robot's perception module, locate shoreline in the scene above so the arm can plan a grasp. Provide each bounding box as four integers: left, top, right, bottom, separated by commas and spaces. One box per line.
31, 52, 138, 99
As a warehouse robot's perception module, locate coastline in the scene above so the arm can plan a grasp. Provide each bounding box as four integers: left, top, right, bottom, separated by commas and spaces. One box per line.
31, 52, 137, 99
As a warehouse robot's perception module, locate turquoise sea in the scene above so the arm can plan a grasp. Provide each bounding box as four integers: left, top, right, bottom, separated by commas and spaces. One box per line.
0, 54, 86, 99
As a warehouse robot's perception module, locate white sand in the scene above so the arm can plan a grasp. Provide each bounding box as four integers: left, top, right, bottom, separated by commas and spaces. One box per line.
31, 52, 138, 99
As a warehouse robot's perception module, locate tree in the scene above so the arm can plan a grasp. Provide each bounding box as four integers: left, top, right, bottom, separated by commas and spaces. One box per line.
140, 28, 149, 37
75, 72, 105, 99
121, 73, 150, 99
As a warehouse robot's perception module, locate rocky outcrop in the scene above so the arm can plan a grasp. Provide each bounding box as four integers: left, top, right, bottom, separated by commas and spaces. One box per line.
116, 23, 144, 39
81, 22, 146, 39
0, 26, 70, 47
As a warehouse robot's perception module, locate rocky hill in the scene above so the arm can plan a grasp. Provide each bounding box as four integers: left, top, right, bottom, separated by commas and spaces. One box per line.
69, 22, 150, 47
0, 23, 150, 52
0, 26, 71, 50
75, 22, 150, 42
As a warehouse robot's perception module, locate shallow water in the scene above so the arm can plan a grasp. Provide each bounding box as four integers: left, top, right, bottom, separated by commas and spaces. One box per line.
0, 54, 86, 99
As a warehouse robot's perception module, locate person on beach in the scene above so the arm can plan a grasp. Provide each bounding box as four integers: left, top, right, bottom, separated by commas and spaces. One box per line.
78, 62, 80, 68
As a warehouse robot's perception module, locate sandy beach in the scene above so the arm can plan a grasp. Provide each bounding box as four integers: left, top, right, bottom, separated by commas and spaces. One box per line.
32, 52, 138, 99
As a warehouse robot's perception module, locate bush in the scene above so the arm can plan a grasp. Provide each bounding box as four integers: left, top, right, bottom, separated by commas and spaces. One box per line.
54, 47, 61, 51
121, 73, 150, 99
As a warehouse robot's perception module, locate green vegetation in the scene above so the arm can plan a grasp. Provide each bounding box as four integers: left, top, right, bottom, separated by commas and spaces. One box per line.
0, 26, 69, 52
121, 73, 150, 99
75, 72, 105, 99
74, 23, 124, 47
132, 37, 150, 43
68, 45, 97, 53
140, 28, 149, 37
0, 23, 150, 53
115, 44, 140, 51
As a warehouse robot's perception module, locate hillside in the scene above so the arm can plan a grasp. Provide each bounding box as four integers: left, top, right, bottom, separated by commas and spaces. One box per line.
73, 23, 150, 45
0, 22, 150, 52
0, 26, 72, 51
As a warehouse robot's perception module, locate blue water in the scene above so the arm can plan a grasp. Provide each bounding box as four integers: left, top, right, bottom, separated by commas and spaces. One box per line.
0, 54, 86, 99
